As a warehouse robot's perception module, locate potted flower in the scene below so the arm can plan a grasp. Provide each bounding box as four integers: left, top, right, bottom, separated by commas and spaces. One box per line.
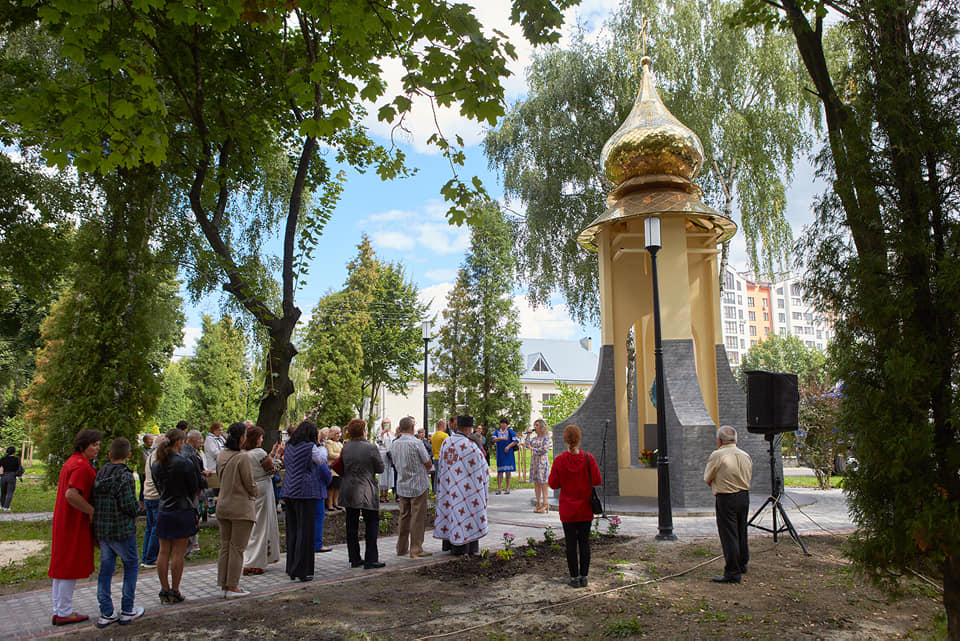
639, 449, 657, 467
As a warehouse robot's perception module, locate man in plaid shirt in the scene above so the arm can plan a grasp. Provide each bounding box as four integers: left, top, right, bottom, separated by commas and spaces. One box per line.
92, 438, 144, 628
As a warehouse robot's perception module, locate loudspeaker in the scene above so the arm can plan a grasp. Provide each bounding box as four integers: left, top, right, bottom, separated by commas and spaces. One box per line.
745, 370, 799, 434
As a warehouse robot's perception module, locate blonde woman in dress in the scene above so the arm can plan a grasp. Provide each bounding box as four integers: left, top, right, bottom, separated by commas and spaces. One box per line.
242, 426, 281, 575
525, 419, 552, 512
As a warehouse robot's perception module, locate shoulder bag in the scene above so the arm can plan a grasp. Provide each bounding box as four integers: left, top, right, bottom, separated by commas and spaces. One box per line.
584, 453, 602, 515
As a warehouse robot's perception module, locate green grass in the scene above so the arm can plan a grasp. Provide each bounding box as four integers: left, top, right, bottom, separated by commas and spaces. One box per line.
0, 518, 222, 587
603, 617, 644, 637
7, 460, 145, 513
783, 475, 843, 488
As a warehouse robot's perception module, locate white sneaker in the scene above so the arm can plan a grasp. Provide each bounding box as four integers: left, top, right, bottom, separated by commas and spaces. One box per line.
97, 612, 119, 628
223, 589, 250, 599
118, 606, 144, 625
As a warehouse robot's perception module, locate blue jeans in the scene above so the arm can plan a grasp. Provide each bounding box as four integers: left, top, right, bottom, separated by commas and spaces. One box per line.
142, 499, 159, 564
314, 499, 325, 550
98, 535, 139, 616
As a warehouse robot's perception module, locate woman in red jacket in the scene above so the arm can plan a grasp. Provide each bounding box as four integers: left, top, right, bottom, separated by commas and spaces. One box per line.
548, 424, 601, 588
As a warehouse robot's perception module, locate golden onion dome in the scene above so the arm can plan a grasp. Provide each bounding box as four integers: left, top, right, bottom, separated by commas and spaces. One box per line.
600, 56, 704, 185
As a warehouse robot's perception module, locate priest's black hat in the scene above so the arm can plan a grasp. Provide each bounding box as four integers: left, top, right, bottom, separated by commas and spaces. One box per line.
457, 415, 475, 429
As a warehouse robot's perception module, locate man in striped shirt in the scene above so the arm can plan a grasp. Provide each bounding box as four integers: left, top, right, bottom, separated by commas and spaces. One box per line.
389, 416, 434, 558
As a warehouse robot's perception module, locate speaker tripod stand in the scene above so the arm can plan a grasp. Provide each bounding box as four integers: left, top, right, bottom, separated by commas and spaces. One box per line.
747, 434, 808, 554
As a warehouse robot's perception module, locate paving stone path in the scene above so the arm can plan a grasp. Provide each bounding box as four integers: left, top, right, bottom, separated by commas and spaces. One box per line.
0, 486, 852, 640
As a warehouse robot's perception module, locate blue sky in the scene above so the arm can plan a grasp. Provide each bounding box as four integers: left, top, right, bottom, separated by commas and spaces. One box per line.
176, 0, 824, 358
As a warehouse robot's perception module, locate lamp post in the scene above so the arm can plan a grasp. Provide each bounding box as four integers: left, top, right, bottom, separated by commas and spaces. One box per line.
422, 319, 431, 436
645, 216, 676, 541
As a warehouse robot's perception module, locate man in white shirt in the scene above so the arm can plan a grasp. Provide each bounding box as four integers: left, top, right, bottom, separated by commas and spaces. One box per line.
704, 425, 753, 584
389, 417, 433, 558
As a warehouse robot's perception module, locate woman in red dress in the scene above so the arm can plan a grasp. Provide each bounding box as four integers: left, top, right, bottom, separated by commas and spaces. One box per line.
48, 429, 101, 626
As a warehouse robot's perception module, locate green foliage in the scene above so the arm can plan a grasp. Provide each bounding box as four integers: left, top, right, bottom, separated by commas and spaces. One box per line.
797, 391, 850, 489
731, 0, 960, 631
186, 315, 251, 428
300, 236, 425, 429
484, 0, 817, 322
22, 169, 184, 482
2, 0, 578, 443
737, 334, 828, 390
541, 380, 586, 426
433, 204, 528, 429
154, 359, 193, 433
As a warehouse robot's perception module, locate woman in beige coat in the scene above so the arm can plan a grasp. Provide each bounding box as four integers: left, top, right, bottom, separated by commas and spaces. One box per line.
216, 422, 257, 598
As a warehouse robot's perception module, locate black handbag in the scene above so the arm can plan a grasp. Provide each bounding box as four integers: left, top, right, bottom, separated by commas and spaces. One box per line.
585, 454, 602, 515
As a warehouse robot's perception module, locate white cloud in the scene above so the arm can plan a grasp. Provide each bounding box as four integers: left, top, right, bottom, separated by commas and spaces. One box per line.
363, 200, 472, 257
513, 294, 581, 340
425, 268, 458, 282
420, 282, 454, 325
371, 230, 417, 251
173, 326, 202, 360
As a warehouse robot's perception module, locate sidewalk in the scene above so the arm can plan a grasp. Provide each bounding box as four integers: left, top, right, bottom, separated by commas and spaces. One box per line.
0, 487, 853, 640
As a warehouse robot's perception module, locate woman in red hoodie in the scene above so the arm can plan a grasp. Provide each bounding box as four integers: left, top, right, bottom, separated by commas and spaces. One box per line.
548, 424, 602, 588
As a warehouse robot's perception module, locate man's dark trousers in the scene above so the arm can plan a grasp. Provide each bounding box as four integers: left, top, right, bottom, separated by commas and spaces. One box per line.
715, 490, 749, 580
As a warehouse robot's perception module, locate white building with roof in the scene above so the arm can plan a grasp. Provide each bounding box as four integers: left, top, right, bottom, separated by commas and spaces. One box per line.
376, 337, 599, 431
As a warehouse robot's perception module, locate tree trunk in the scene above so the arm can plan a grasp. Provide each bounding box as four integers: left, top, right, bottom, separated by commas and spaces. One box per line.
945, 555, 960, 641
258, 315, 298, 451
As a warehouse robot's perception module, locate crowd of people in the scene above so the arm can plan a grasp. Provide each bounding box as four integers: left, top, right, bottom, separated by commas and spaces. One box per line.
41, 411, 622, 628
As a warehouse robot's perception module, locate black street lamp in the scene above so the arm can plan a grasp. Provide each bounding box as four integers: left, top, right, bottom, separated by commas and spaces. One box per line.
422, 319, 431, 435
645, 216, 677, 541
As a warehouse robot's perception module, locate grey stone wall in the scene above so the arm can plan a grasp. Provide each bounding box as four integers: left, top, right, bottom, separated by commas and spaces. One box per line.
552, 344, 619, 500
715, 345, 775, 498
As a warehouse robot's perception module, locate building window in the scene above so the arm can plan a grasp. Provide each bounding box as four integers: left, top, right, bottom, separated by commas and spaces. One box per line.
725, 336, 738, 351
738, 310, 744, 320
532, 356, 550, 372
541, 393, 556, 409
736, 281, 742, 291
725, 321, 737, 334
762, 298, 768, 309
777, 298, 784, 309
748, 311, 756, 321
739, 322, 746, 334
764, 327, 770, 335
740, 339, 746, 349
748, 296, 755, 307
776, 287, 783, 295
724, 306, 736, 319
763, 312, 769, 321
793, 312, 802, 320
749, 326, 756, 336
816, 330, 822, 339
779, 327, 787, 335
806, 340, 816, 348
778, 313, 786, 323
737, 295, 743, 305
791, 283, 801, 296
751, 339, 758, 347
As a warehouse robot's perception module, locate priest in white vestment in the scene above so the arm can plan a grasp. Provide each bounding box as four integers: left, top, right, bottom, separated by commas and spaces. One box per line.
433, 415, 488, 555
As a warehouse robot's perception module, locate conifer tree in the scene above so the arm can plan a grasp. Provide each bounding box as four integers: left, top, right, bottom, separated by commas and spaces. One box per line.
186, 314, 250, 428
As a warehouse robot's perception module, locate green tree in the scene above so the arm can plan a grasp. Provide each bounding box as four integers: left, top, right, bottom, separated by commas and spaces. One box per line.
0, 152, 82, 438
154, 358, 193, 434
2, 0, 579, 447
541, 380, 586, 427
23, 173, 184, 481
737, 334, 827, 389
186, 315, 250, 428
733, 0, 960, 634
432, 270, 473, 418
484, 0, 817, 322
300, 290, 365, 428
300, 237, 425, 429
796, 390, 848, 490
434, 204, 528, 429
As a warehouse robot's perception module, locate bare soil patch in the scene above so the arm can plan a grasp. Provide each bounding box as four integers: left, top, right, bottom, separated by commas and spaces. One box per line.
0, 541, 46, 568
66, 532, 943, 640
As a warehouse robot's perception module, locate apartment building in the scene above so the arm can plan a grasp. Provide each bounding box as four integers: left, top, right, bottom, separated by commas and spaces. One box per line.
722, 266, 833, 366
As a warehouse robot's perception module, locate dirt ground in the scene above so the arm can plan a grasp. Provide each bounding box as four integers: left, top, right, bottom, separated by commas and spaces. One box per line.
65, 532, 943, 641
